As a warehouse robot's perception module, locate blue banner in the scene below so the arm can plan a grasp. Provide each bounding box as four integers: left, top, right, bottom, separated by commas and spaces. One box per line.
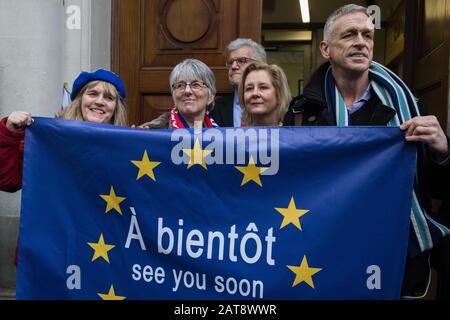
17, 117, 416, 300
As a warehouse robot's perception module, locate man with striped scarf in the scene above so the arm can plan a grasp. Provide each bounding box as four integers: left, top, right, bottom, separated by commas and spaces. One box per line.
284, 4, 450, 298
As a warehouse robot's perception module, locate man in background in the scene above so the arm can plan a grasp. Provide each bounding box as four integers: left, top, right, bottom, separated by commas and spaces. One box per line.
210, 38, 267, 127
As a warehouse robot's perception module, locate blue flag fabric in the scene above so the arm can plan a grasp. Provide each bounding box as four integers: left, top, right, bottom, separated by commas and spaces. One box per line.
17, 117, 416, 300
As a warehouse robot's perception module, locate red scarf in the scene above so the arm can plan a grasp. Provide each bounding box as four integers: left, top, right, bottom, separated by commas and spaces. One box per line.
169, 107, 214, 128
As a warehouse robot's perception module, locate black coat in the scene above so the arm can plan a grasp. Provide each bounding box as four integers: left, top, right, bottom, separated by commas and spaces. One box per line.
283, 62, 397, 126
284, 62, 450, 297
210, 93, 234, 127
284, 62, 449, 248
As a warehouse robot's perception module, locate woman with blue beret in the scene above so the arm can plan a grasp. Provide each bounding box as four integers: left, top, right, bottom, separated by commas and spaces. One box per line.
0, 69, 128, 192
58, 69, 127, 125
0, 69, 128, 267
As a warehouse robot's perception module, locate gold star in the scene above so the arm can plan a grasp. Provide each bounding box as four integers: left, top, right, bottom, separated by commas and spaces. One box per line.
275, 196, 310, 230
87, 233, 115, 263
99, 186, 126, 215
235, 156, 268, 187
287, 256, 322, 289
131, 150, 161, 181
182, 139, 212, 170
98, 285, 126, 300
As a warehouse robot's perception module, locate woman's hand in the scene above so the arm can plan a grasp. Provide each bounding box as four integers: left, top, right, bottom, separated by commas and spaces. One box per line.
6, 111, 33, 132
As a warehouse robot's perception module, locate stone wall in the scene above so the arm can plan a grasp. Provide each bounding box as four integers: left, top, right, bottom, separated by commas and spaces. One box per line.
0, 0, 111, 298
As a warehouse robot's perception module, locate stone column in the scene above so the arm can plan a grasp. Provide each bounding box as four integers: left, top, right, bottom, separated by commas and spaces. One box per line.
0, 0, 64, 298
0, 0, 111, 298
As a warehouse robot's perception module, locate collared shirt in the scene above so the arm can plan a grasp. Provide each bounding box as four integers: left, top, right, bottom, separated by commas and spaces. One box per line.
348, 83, 372, 115
233, 90, 243, 127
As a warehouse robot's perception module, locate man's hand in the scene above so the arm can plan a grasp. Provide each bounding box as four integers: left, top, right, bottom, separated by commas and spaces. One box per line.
6, 111, 33, 132
400, 115, 449, 161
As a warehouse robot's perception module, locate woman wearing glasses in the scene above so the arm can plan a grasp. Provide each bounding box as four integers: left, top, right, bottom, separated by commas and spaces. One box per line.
139, 59, 217, 129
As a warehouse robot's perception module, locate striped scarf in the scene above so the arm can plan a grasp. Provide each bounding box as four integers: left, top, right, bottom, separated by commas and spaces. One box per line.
325, 61, 450, 256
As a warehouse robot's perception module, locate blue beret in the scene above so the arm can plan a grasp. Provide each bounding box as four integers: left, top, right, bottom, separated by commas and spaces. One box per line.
71, 69, 126, 101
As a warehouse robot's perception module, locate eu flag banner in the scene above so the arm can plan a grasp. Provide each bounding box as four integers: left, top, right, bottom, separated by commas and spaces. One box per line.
17, 117, 416, 300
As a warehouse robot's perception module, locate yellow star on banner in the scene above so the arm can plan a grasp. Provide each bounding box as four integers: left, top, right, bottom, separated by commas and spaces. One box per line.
275, 196, 310, 230
287, 256, 322, 289
182, 139, 212, 170
99, 186, 126, 215
235, 156, 269, 187
87, 233, 115, 263
98, 285, 126, 300
131, 150, 161, 181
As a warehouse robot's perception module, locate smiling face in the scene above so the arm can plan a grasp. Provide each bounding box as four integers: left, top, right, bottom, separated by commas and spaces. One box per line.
243, 70, 278, 122
80, 81, 117, 124
320, 12, 374, 75
173, 78, 214, 123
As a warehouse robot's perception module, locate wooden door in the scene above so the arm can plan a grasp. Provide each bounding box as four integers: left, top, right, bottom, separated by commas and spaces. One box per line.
112, 0, 262, 126
404, 0, 450, 132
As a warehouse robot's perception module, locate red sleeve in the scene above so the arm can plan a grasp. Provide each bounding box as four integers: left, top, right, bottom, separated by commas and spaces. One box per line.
0, 117, 25, 192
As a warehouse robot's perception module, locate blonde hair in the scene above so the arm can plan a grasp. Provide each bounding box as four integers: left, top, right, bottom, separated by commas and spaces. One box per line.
239, 62, 291, 126
56, 81, 128, 126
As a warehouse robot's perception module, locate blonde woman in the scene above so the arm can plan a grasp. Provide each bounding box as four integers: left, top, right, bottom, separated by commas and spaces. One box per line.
239, 61, 291, 126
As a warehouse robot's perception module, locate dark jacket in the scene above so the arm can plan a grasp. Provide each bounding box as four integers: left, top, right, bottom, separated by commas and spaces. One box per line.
284, 62, 450, 252
141, 112, 171, 129
210, 93, 234, 127
284, 62, 450, 297
284, 62, 397, 126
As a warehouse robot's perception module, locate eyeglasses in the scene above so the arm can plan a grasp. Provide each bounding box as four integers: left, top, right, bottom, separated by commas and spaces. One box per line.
225, 57, 256, 67
172, 81, 207, 92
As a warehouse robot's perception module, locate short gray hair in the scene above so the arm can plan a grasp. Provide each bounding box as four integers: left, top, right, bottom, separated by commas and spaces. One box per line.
227, 38, 267, 63
323, 4, 369, 41
170, 58, 216, 99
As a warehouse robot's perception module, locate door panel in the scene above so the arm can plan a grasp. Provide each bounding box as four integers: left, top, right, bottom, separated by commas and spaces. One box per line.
112, 0, 262, 125
405, 0, 449, 132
